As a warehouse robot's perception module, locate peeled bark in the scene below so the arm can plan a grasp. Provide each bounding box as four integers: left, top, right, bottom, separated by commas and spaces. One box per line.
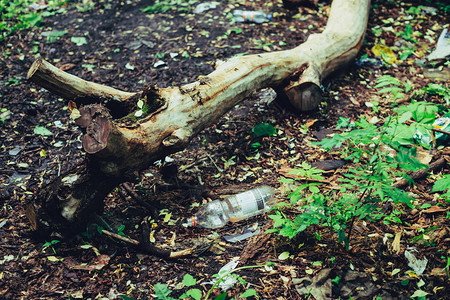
27, 0, 370, 239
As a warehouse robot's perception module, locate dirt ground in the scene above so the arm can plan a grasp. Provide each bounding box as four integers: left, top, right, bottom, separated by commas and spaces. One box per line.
0, 0, 449, 299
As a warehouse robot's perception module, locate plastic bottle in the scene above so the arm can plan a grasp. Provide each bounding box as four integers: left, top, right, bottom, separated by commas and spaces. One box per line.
233, 10, 272, 24
183, 186, 276, 229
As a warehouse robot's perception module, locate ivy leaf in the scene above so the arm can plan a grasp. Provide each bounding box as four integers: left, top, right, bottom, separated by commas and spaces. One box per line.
186, 289, 202, 300
182, 273, 196, 287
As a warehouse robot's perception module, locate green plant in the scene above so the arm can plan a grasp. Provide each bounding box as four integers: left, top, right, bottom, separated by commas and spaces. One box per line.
0, 0, 68, 42
431, 175, 450, 202
152, 263, 271, 300
0, 108, 8, 125
422, 83, 450, 105
269, 101, 432, 249
153, 273, 202, 300
205, 262, 273, 299
117, 224, 125, 236
443, 256, 450, 278
409, 225, 439, 246
141, 0, 198, 14
375, 75, 412, 102
42, 30, 67, 43
75, 0, 94, 12
221, 155, 236, 170
405, 6, 422, 16
397, 24, 418, 43
42, 239, 60, 254
423, 0, 450, 13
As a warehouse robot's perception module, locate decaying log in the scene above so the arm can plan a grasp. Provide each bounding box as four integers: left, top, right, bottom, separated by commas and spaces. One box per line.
393, 157, 447, 189
26, 0, 370, 253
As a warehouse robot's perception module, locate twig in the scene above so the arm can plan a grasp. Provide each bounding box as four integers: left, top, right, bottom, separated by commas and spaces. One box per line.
432, 128, 450, 136
178, 156, 209, 172
392, 157, 447, 189
101, 223, 207, 259
205, 153, 223, 173
101, 229, 139, 245
121, 183, 158, 218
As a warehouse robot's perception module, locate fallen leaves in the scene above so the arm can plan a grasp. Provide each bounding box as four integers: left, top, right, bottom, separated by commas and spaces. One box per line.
65, 255, 111, 271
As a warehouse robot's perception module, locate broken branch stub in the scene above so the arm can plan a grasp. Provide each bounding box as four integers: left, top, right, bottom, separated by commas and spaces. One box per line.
27, 57, 137, 102
27, 0, 370, 245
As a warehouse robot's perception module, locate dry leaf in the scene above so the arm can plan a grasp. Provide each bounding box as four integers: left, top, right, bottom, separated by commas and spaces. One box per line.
66, 254, 110, 271
416, 147, 433, 165
422, 206, 447, 214
68, 100, 77, 112
305, 119, 318, 128
392, 231, 402, 254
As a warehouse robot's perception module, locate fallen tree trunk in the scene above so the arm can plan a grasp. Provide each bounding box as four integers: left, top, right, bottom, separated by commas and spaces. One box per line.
26, 0, 370, 249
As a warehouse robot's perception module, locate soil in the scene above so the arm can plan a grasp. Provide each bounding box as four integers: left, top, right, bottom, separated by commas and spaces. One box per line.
0, 0, 449, 299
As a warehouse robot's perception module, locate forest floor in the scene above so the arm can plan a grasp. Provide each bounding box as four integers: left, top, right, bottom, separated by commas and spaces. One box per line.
0, 0, 449, 299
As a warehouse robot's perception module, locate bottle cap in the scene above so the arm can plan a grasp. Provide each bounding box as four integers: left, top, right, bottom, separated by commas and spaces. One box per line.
182, 216, 196, 227
266, 14, 272, 21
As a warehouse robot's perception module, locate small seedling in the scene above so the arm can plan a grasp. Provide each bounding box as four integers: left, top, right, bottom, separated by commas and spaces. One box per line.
42, 239, 60, 254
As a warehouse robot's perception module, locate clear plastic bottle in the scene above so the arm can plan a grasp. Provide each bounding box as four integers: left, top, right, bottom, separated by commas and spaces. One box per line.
233, 10, 272, 24
183, 186, 276, 229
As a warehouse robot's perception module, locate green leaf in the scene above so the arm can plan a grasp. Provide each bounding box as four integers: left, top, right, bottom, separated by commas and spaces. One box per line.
268, 213, 285, 227
279, 226, 296, 238
239, 289, 257, 298
378, 87, 404, 94
186, 289, 202, 300
119, 295, 136, 300
42, 30, 67, 43
182, 273, 196, 287
432, 175, 450, 193
308, 185, 320, 193
278, 251, 290, 260
26, 14, 42, 27
398, 111, 413, 123
71, 36, 87, 46
336, 117, 350, 130
420, 203, 432, 209
34, 126, 53, 136
251, 142, 261, 148
251, 123, 276, 138
97, 226, 104, 234
117, 224, 125, 232
213, 293, 227, 300
153, 283, 174, 300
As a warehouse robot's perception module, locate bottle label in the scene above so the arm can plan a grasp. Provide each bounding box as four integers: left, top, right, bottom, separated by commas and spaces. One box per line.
243, 11, 255, 22
235, 189, 266, 216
